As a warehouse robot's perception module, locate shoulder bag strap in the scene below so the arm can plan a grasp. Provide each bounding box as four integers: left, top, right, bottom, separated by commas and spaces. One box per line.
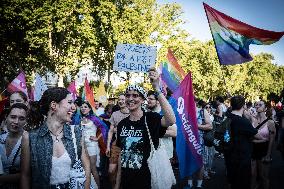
70, 125, 79, 160
11, 144, 21, 166
144, 116, 155, 152
255, 118, 269, 130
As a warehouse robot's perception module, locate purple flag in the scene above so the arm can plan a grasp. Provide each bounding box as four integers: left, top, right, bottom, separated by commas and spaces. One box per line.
173, 72, 203, 178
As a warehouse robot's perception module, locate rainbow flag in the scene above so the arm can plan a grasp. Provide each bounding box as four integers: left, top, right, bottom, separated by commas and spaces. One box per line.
204, 3, 284, 65
84, 78, 96, 110
161, 49, 186, 92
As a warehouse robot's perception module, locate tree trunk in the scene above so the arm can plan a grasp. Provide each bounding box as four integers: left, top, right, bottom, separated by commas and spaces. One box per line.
58, 75, 64, 87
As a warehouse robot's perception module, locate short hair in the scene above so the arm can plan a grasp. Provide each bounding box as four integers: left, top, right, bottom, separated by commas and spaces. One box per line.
198, 100, 206, 108
105, 104, 114, 113
74, 97, 83, 107
147, 90, 158, 100
7, 103, 28, 115
246, 101, 253, 108
10, 91, 28, 102
40, 87, 70, 116
231, 95, 245, 111
216, 96, 224, 103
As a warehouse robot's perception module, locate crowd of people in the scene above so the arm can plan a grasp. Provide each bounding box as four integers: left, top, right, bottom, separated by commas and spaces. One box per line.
0, 67, 284, 189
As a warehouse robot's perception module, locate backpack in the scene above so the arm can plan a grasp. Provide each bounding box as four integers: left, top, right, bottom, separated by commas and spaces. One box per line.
213, 117, 232, 153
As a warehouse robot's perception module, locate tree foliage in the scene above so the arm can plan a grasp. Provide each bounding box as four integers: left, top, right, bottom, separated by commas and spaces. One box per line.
1, 0, 283, 100
169, 40, 284, 101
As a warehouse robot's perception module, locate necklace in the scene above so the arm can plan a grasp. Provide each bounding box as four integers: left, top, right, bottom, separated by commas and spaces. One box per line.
49, 129, 63, 142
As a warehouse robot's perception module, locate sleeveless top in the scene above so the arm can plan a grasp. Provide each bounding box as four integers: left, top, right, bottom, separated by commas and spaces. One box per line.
0, 133, 21, 174
50, 151, 72, 185
82, 121, 97, 147
258, 124, 270, 142
29, 123, 82, 189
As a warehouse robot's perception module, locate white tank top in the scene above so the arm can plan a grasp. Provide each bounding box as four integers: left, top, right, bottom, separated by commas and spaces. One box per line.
50, 151, 72, 185
82, 121, 98, 147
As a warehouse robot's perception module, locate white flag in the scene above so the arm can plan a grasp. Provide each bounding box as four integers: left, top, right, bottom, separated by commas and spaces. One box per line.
34, 74, 48, 101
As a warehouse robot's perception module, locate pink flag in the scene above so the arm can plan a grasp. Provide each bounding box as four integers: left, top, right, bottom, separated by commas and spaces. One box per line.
7, 72, 28, 96
173, 72, 203, 178
67, 81, 78, 100
29, 87, 35, 101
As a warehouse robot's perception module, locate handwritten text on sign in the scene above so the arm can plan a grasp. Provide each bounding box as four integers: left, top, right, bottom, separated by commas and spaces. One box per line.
113, 44, 157, 73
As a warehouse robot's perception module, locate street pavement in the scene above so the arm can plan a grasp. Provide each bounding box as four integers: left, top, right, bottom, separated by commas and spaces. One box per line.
173, 145, 284, 189
100, 144, 284, 189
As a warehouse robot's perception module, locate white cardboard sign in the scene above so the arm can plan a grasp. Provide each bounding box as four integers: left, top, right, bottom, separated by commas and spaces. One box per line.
113, 43, 157, 73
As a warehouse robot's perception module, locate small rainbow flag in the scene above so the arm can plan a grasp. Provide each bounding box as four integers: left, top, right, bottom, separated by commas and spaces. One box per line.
84, 78, 95, 110
204, 3, 284, 65
160, 49, 186, 92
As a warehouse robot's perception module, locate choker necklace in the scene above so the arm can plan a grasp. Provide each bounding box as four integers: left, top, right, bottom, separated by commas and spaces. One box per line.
49, 129, 63, 142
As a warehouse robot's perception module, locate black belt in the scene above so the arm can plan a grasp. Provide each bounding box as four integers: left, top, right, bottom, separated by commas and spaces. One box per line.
50, 182, 69, 189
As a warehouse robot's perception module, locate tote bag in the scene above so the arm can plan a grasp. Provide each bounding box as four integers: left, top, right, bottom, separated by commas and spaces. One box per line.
145, 116, 176, 189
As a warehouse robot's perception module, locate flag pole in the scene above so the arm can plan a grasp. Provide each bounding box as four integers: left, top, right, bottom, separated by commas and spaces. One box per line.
0, 89, 7, 96
220, 66, 231, 98
203, 2, 222, 66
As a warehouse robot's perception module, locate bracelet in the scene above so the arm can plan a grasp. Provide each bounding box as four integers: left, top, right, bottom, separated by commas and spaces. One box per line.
155, 89, 162, 96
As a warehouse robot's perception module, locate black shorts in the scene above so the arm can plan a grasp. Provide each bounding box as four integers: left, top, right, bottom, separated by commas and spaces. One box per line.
252, 142, 269, 160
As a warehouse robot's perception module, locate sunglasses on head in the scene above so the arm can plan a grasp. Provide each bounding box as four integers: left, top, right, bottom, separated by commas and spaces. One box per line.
125, 93, 140, 98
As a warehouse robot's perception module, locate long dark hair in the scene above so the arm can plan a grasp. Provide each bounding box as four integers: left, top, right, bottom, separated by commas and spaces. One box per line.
80, 101, 94, 117
39, 87, 70, 116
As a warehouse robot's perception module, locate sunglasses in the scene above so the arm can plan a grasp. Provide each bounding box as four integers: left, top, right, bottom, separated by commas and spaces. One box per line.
255, 103, 264, 106
125, 93, 140, 98
205, 106, 211, 109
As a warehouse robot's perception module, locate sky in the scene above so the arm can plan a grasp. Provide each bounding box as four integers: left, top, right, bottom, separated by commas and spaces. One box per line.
158, 0, 284, 65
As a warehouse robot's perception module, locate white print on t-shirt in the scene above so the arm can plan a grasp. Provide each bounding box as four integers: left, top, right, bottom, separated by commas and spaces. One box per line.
120, 126, 143, 137
120, 126, 144, 169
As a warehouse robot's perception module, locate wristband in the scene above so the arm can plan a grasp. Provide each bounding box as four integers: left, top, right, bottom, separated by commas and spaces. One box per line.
155, 90, 162, 96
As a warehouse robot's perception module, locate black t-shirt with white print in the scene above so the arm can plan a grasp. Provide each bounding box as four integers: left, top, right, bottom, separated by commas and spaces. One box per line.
116, 111, 166, 189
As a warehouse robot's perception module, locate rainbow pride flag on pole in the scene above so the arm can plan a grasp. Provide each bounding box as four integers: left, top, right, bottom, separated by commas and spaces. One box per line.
160, 49, 186, 92
204, 3, 284, 65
